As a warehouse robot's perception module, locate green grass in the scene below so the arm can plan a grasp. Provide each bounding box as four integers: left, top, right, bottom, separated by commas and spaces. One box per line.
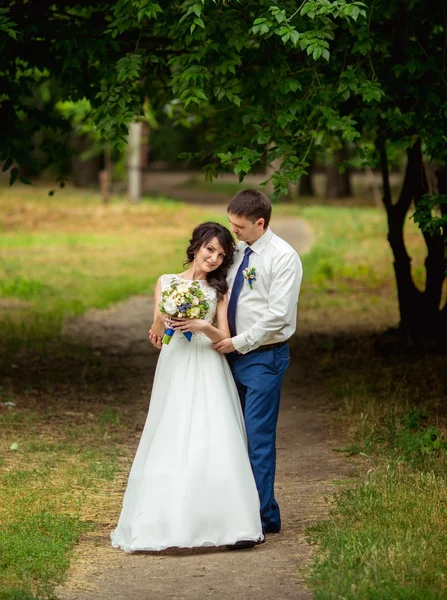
0, 509, 88, 600
304, 329, 447, 599
307, 468, 447, 599
0, 454, 117, 600
0, 391, 124, 599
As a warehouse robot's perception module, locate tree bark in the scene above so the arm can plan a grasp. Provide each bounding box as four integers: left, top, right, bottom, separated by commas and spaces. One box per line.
297, 158, 315, 197
435, 164, 447, 329
326, 142, 352, 198
99, 144, 112, 205
416, 166, 446, 334
71, 133, 102, 188
378, 139, 447, 339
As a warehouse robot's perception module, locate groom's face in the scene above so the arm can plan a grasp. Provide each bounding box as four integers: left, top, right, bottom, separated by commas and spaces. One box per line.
228, 213, 265, 245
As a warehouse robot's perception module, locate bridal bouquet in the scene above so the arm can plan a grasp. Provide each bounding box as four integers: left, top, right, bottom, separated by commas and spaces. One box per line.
159, 279, 209, 345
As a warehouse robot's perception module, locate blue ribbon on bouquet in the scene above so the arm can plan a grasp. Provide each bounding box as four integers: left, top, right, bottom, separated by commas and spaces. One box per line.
162, 327, 192, 345
162, 304, 193, 345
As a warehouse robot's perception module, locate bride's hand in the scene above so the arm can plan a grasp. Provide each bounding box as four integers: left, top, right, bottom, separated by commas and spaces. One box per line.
148, 318, 165, 349
160, 314, 171, 328
170, 318, 207, 334
149, 318, 165, 338
148, 329, 162, 349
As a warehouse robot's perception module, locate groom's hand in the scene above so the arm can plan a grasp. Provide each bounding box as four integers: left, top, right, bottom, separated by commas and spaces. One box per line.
214, 338, 236, 354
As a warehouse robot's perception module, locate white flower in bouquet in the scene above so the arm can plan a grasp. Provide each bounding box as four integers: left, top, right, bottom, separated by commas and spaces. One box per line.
163, 298, 178, 315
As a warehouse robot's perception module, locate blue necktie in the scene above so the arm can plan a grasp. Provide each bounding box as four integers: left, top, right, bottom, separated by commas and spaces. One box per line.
228, 246, 253, 337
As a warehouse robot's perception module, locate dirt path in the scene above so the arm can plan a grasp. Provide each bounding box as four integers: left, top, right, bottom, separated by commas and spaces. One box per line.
58, 217, 353, 600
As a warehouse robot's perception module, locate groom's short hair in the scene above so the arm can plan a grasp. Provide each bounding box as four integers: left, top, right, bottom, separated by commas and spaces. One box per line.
227, 189, 272, 229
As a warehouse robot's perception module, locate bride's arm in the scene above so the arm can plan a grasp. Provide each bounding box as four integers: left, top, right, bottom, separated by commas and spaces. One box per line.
205, 294, 231, 342
148, 277, 166, 348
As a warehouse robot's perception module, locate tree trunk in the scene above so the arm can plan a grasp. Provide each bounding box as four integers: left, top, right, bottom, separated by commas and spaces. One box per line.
297, 159, 315, 197
127, 122, 142, 203
140, 121, 150, 192
326, 142, 352, 198
435, 164, 447, 331
99, 144, 111, 205
71, 134, 102, 188
378, 139, 447, 340
364, 165, 382, 207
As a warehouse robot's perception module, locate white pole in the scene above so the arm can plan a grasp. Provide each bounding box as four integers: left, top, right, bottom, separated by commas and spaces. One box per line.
128, 121, 142, 203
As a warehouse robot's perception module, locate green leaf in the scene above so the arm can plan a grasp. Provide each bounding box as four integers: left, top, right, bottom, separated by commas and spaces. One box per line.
9, 167, 18, 186
301, 3, 313, 16
2, 156, 13, 172
312, 46, 322, 60
290, 30, 299, 46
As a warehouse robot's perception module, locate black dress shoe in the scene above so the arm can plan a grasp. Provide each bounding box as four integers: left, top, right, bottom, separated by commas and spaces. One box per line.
264, 526, 281, 534
225, 540, 256, 550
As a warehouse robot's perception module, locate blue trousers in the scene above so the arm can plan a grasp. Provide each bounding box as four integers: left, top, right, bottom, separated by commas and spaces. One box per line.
227, 344, 290, 532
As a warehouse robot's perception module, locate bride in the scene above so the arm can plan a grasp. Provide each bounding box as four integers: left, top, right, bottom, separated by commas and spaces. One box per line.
110, 222, 263, 552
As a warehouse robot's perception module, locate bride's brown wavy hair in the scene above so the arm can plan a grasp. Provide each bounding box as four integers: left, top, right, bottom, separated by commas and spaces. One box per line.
184, 222, 235, 300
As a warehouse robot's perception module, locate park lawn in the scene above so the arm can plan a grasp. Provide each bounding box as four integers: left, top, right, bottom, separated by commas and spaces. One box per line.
0, 185, 218, 350
0, 185, 446, 599
305, 351, 447, 600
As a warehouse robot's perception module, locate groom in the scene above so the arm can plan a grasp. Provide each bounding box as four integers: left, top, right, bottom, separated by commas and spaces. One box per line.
214, 189, 303, 539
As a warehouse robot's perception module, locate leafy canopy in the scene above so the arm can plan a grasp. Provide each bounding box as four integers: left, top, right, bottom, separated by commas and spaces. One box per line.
1, 1, 446, 198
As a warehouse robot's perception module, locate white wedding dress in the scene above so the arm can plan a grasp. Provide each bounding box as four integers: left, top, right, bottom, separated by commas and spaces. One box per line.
110, 275, 263, 552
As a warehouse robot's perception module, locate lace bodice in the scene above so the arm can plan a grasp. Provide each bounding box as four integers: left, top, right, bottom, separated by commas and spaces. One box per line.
161, 274, 218, 324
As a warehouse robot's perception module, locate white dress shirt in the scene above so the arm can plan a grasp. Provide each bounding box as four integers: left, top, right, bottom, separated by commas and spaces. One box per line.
227, 227, 303, 354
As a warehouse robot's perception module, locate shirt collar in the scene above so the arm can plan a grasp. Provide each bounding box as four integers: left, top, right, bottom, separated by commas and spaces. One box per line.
245, 227, 273, 255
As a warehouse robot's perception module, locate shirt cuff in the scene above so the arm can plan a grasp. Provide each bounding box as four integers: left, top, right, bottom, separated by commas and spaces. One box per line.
231, 333, 251, 354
